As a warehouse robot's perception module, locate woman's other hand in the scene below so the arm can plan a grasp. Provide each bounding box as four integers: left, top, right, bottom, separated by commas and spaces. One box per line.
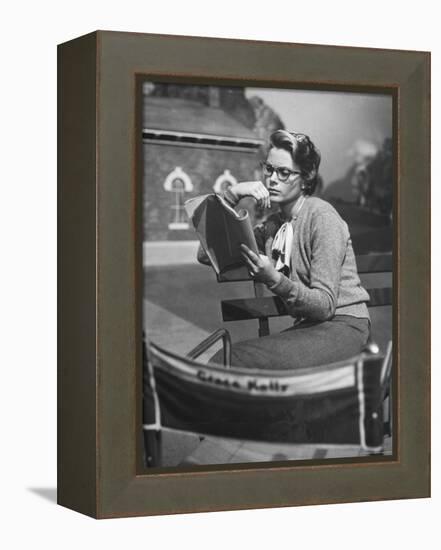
228, 181, 271, 209
240, 244, 281, 286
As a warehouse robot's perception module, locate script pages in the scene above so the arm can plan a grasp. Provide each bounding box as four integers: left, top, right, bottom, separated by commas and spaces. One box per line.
184, 194, 258, 281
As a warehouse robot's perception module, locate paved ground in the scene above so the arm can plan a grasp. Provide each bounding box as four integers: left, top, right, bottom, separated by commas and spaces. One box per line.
160, 430, 393, 467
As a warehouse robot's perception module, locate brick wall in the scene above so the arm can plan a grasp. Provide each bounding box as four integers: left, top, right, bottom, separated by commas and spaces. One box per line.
143, 142, 260, 240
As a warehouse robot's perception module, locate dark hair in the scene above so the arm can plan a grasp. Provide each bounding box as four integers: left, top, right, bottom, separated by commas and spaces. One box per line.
268, 130, 321, 195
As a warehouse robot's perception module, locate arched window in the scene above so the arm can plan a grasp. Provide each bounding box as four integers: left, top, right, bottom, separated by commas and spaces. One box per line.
163, 167, 193, 230
213, 169, 238, 194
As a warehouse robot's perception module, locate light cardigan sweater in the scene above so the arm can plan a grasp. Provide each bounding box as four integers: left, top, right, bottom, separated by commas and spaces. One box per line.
254, 196, 370, 322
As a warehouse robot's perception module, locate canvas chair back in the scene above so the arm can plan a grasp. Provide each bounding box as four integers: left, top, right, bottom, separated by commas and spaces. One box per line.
143, 340, 388, 451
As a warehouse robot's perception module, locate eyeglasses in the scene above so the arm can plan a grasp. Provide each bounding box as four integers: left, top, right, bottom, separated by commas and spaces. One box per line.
261, 161, 302, 183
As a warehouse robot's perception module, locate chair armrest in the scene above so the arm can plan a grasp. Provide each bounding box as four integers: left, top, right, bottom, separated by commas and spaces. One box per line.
380, 341, 393, 383
186, 328, 232, 368
363, 336, 380, 355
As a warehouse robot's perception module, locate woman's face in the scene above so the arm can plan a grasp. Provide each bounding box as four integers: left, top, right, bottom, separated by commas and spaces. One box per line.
264, 147, 304, 206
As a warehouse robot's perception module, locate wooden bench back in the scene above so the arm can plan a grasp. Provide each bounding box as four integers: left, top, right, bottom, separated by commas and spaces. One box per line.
219, 252, 392, 337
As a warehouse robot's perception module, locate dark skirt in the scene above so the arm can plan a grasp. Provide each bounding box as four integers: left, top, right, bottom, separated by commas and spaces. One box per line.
211, 315, 370, 370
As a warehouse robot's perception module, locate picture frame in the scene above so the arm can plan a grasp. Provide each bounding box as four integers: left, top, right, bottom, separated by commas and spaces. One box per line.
58, 30, 430, 518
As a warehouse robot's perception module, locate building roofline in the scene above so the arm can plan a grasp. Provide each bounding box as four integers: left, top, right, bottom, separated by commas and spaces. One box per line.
143, 128, 264, 149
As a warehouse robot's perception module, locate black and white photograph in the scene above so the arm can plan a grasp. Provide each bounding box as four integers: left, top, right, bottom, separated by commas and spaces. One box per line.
141, 81, 394, 469
5, 0, 437, 541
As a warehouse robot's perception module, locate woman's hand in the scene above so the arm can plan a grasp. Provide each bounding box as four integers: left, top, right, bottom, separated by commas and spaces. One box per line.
229, 181, 271, 209
240, 244, 282, 286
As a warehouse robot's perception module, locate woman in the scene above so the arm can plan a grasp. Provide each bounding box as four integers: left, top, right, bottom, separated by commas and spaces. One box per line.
208, 129, 371, 370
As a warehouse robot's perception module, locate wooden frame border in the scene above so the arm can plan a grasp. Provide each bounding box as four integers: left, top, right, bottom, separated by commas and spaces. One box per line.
58, 31, 430, 518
